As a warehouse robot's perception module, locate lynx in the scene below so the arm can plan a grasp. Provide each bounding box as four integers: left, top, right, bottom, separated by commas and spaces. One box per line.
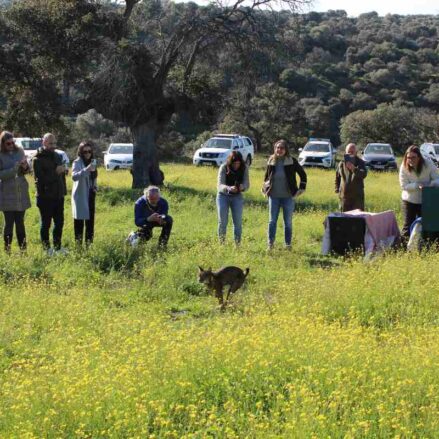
198, 266, 249, 309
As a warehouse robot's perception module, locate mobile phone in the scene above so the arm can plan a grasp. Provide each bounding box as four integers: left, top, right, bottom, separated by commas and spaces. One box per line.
91, 159, 97, 167
344, 154, 355, 164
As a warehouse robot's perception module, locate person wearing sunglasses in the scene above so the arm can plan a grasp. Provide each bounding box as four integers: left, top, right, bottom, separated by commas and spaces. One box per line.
400, 145, 439, 242
71, 141, 98, 246
33, 132, 68, 254
0, 131, 31, 252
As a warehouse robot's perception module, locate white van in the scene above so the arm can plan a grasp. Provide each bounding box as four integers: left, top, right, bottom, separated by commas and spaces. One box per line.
193, 134, 254, 167
14, 138, 42, 164
420, 143, 439, 166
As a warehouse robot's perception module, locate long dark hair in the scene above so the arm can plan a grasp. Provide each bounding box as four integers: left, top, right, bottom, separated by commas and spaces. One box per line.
402, 145, 424, 175
0, 131, 17, 154
226, 150, 245, 173
77, 141, 94, 164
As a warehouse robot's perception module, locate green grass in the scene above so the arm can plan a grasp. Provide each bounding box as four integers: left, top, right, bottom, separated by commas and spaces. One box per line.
1, 162, 439, 437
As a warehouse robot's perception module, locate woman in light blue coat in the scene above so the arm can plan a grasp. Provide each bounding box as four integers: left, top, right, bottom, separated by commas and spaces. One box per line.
71, 141, 97, 245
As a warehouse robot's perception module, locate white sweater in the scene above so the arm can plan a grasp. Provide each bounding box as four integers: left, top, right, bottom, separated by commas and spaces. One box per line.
399, 159, 439, 204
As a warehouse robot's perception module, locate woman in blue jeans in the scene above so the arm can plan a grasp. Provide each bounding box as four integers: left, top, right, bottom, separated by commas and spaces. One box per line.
216, 151, 250, 244
262, 139, 307, 250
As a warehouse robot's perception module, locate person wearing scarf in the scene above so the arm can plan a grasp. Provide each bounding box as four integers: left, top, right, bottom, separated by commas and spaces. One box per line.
216, 151, 250, 244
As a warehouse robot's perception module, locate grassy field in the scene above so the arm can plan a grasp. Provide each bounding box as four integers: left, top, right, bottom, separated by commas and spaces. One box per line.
2, 161, 439, 437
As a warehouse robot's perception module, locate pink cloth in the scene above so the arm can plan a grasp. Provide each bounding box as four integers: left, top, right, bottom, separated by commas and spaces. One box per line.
343, 209, 400, 248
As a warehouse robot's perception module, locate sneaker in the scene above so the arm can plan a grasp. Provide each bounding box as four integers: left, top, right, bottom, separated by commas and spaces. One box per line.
55, 247, 69, 256
46, 248, 55, 256
267, 243, 274, 252
285, 244, 292, 251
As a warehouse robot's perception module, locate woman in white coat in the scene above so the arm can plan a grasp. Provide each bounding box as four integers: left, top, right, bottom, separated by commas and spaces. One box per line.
71, 141, 97, 245
399, 145, 439, 242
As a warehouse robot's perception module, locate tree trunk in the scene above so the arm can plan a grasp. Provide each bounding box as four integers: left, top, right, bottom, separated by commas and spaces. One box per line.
131, 121, 163, 189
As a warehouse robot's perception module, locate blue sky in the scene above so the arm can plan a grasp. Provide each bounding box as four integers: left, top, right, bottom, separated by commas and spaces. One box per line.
312, 0, 439, 16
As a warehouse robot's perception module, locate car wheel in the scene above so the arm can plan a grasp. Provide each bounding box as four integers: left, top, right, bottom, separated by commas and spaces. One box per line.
114, 166, 120, 170
245, 155, 252, 166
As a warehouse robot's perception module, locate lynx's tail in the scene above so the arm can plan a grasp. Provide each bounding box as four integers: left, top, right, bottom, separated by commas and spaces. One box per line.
244, 268, 250, 277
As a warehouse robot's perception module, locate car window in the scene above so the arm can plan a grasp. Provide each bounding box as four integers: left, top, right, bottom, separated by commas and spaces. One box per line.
109, 145, 133, 154
365, 144, 393, 155
434, 145, 439, 155
205, 138, 232, 149
20, 139, 42, 150
237, 138, 244, 148
304, 143, 330, 152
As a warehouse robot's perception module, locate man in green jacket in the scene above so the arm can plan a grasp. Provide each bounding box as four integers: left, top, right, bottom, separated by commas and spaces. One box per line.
335, 143, 367, 212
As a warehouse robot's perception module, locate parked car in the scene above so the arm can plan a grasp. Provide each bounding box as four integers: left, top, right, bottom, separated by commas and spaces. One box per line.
420, 143, 439, 167
104, 143, 133, 170
14, 137, 42, 165
298, 138, 336, 168
193, 134, 254, 167
362, 143, 397, 171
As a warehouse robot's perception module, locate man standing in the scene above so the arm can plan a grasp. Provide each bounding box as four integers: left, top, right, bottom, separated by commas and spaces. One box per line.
134, 186, 173, 247
33, 133, 67, 253
335, 143, 367, 212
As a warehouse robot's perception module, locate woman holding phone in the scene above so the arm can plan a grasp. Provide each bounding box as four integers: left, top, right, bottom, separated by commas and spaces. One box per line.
216, 151, 249, 244
335, 143, 367, 212
71, 141, 97, 246
0, 131, 31, 252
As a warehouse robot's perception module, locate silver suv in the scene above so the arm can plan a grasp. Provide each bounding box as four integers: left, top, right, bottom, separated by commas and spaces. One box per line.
193, 134, 254, 167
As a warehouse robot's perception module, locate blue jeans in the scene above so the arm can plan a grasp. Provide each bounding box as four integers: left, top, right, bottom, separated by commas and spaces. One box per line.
268, 196, 295, 246
216, 193, 243, 243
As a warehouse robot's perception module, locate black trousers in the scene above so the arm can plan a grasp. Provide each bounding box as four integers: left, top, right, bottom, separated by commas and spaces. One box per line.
401, 200, 422, 241
74, 191, 96, 245
3, 211, 26, 250
138, 215, 173, 246
37, 197, 64, 250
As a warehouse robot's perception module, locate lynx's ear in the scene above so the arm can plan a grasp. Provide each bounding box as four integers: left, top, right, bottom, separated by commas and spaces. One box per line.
198, 266, 204, 272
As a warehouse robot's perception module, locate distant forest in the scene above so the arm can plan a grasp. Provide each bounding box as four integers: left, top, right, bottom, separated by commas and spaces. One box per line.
1, 2, 439, 156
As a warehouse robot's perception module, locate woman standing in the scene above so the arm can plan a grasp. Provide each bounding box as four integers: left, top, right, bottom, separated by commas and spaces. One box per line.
71, 141, 97, 246
217, 151, 249, 244
399, 145, 439, 241
263, 139, 307, 250
0, 131, 31, 252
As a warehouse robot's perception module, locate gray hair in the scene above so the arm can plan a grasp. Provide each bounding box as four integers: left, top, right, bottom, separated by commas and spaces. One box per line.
144, 185, 160, 196
345, 143, 357, 154
42, 133, 55, 142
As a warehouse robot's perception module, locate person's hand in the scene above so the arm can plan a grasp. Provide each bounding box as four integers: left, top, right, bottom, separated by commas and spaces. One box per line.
85, 163, 95, 172
239, 184, 244, 192
228, 186, 238, 194
345, 161, 355, 172
295, 189, 305, 197
147, 213, 161, 223
55, 165, 66, 175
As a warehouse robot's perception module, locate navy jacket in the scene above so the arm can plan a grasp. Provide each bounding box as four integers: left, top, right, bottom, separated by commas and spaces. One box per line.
135, 196, 169, 227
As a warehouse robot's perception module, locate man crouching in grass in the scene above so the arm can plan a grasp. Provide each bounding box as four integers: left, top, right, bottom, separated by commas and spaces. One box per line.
134, 186, 173, 248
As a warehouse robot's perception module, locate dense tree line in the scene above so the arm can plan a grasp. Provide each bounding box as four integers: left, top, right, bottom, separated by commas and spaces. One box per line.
0, 2, 439, 184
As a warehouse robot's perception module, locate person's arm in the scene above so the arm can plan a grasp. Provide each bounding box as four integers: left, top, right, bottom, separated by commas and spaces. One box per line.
399, 166, 418, 191
335, 163, 341, 193
0, 157, 19, 180
295, 160, 307, 190
135, 198, 148, 227
71, 160, 89, 182
353, 159, 367, 179
217, 165, 229, 194
159, 199, 169, 216
241, 167, 250, 192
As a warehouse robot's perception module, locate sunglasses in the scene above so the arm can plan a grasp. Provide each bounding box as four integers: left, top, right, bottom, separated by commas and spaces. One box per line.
407, 155, 418, 160
83, 150, 92, 154
4, 140, 14, 146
